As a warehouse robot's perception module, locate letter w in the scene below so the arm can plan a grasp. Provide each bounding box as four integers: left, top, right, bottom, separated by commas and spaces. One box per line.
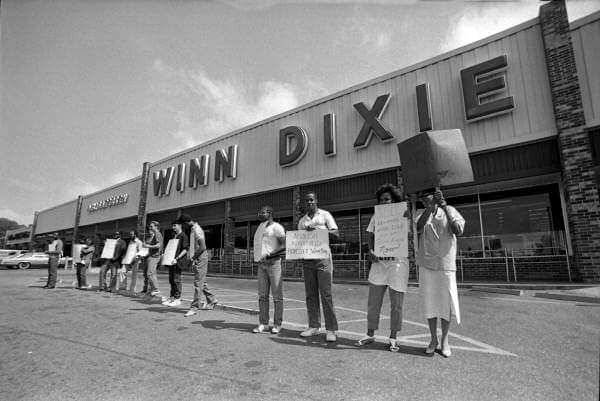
153, 167, 174, 197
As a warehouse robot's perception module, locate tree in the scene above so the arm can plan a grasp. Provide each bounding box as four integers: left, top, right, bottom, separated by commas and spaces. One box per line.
0, 218, 25, 236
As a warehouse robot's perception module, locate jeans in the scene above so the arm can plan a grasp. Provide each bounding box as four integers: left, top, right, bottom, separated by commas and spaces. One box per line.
109, 261, 121, 290
141, 258, 149, 292
190, 252, 215, 309
146, 256, 160, 292
257, 258, 283, 326
168, 261, 183, 299
128, 258, 140, 292
46, 255, 59, 287
367, 284, 404, 332
75, 261, 89, 287
99, 261, 110, 290
302, 258, 338, 331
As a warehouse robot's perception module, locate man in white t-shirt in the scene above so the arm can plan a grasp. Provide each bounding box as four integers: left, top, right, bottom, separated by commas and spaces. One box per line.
297, 192, 340, 342
252, 206, 286, 334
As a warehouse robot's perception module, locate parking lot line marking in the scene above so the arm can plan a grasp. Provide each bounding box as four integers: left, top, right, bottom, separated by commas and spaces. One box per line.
479, 296, 566, 305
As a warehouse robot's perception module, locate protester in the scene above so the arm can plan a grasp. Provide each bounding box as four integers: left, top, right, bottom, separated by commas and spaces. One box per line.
162, 221, 189, 307
416, 188, 465, 358
252, 206, 286, 334
44, 232, 63, 289
76, 238, 94, 290
356, 184, 409, 352
106, 232, 127, 292
178, 214, 218, 317
118, 230, 143, 293
298, 192, 340, 342
142, 221, 163, 296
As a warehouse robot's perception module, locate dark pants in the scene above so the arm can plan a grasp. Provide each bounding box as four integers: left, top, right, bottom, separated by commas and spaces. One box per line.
302, 258, 338, 331
46, 255, 59, 287
190, 252, 216, 309
141, 258, 149, 292
99, 260, 120, 290
99, 261, 110, 290
76, 261, 89, 288
168, 261, 183, 299
367, 284, 404, 332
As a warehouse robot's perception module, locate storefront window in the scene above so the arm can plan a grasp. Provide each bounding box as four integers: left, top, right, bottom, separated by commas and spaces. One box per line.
360, 207, 374, 260
233, 222, 249, 261
202, 224, 223, 260
330, 210, 360, 260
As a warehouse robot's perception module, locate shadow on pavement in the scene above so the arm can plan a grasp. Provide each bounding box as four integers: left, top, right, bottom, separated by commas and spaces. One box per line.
192, 319, 256, 333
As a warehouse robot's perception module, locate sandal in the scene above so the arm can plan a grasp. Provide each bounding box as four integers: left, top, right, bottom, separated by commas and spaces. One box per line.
389, 338, 400, 352
356, 336, 375, 346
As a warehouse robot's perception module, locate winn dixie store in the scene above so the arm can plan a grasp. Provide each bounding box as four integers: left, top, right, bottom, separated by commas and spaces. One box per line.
32, 3, 600, 282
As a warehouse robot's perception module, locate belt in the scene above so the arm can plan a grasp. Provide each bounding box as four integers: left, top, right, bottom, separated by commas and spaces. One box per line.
378, 257, 396, 261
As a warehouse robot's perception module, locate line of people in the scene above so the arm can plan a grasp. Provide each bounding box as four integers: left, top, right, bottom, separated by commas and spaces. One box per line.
45, 184, 464, 357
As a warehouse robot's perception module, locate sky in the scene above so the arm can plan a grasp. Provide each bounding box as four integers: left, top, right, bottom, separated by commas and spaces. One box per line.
1, 0, 599, 225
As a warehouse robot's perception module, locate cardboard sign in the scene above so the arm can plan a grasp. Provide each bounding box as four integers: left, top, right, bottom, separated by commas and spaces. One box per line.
72, 244, 85, 264
373, 202, 408, 258
161, 238, 179, 266
122, 243, 138, 265
100, 239, 117, 259
285, 230, 330, 260
397, 129, 474, 194
137, 247, 149, 258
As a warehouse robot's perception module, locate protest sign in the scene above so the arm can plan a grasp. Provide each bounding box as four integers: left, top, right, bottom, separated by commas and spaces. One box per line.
100, 239, 117, 259
72, 244, 85, 264
137, 247, 149, 258
122, 243, 138, 265
397, 129, 474, 194
286, 230, 330, 260
161, 239, 179, 266
373, 202, 408, 258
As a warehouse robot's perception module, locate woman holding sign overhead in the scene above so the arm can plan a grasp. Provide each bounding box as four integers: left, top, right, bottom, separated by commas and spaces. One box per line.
356, 184, 409, 352
416, 188, 465, 358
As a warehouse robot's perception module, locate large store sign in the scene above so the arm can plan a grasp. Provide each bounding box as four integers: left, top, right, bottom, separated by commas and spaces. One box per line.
152, 56, 513, 197
87, 193, 129, 213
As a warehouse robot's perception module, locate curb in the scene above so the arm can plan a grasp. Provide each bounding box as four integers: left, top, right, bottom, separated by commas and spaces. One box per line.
533, 293, 600, 303
471, 286, 523, 296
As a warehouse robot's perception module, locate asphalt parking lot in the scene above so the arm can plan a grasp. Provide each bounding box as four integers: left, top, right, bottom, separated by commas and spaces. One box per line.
0, 269, 598, 401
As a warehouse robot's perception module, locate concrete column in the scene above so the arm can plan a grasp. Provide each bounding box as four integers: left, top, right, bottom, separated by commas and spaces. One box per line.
136, 162, 151, 237
223, 200, 234, 268
540, 0, 600, 281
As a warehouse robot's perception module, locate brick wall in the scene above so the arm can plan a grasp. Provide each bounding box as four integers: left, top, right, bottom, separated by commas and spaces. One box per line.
540, 0, 600, 281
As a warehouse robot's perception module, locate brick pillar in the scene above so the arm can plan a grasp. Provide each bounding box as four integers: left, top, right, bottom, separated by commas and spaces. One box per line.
72, 195, 83, 243
30, 211, 39, 251
290, 186, 304, 277
223, 200, 234, 268
136, 162, 150, 238
540, 0, 600, 281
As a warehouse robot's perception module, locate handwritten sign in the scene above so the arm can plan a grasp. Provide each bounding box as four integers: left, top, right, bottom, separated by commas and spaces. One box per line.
286, 230, 330, 260
72, 244, 85, 264
137, 247, 149, 258
373, 202, 408, 258
122, 243, 138, 265
100, 239, 117, 259
161, 239, 179, 266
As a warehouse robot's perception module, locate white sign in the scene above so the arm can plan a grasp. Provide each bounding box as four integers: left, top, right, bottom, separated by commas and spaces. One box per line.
285, 230, 330, 260
137, 247, 149, 258
72, 244, 85, 264
122, 243, 138, 265
373, 202, 408, 258
161, 239, 179, 266
100, 239, 117, 259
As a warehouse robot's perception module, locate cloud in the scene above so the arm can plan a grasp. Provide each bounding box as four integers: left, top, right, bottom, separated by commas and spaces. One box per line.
151, 59, 327, 153
333, 13, 393, 55
0, 208, 32, 225
219, 0, 419, 10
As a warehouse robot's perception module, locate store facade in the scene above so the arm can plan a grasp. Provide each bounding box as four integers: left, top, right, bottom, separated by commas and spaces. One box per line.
32, 2, 600, 281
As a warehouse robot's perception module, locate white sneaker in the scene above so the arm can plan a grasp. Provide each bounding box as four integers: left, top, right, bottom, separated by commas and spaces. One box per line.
169, 299, 181, 307
300, 327, 320, 337
252, 324, 268, 333
162, 297, 172, 305
271, 325, 281, 334
150, 290, 160, 296
184, 309, 197, 317
326, 331, 337, 342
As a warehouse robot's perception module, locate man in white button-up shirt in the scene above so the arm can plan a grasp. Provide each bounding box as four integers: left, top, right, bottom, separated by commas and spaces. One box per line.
297, 192, 340, 342
252, 205, 286, 334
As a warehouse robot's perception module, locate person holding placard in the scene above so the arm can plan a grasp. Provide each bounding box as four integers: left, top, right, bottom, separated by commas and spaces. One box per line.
416, 188, 465, 358
76, 238, 94, 290
142, 221, 163, 296
107, 232, 127, 292
178, 214, 219, 317
298, 192, 340, 342
162, 221, 189, 307
43, 232, 63, 289
252, 205, 286, 334
356, 184, 409, 352
118, 231, 143, 293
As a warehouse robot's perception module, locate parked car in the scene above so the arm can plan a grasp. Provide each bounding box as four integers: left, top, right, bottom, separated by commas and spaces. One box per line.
0, 249, 28, 260
0, 252, 67, 269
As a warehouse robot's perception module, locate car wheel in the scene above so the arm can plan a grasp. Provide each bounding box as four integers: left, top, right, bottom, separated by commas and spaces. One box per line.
17, 262, 31, 270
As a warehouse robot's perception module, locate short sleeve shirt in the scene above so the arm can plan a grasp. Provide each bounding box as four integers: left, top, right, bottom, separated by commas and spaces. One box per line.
253, 221, 285, 262
416, 206, 465, 271
297, 209, 338, 231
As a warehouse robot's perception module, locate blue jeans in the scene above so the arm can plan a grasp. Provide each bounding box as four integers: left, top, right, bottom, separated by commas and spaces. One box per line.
46, 255, 59, 287
257, 258, 283, 326
146, 256, 160, 292
367, 284, 404, 332
190, 253, 216, 309
302, 258, 338, 331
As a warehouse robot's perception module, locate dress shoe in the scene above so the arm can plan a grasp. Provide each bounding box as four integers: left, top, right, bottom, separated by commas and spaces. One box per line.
441, 346, 452, 358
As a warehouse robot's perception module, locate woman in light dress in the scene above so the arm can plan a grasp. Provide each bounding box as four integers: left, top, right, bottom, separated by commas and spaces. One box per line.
416, 188, 465, 358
